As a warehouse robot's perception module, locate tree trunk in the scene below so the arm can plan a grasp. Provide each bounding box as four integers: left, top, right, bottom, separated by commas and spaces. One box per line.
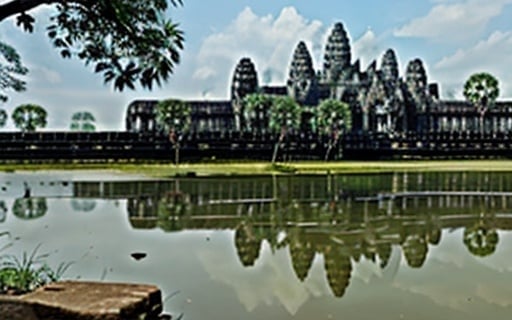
174, 143, 180, 166
324, 131, 340, 161
271, 129, 286, 164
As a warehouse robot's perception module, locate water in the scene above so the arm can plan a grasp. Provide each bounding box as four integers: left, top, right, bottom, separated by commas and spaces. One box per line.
2, 172, 512, 319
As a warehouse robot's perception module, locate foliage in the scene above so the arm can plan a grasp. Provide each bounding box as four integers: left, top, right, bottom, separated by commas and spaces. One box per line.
316, 99, 352, 160
242, 93, 273, 132
12, 198, 48, 220
70, 111, 96, 131
0, 41, 28, 103
0, 245, 72, 294
268, 96, 302, 163
463, 223, 498, 257
401, 235, 428, 268
0, 0, 184, 94
156, 99, 191, 165
0, 108, 7, 128
316, 99, 352, 135
463, 72, 500, 109
269, 96, 302, 133
155, 99, 191, 134
11, 103, 47, 132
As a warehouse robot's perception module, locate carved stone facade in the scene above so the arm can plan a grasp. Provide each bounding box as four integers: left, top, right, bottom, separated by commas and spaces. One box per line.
287, 41, 318, 106
231, 58, 259, 131
126, 21, 512, 136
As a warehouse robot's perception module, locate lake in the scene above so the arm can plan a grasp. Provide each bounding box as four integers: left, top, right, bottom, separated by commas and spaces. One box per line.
1, 171, 512, 319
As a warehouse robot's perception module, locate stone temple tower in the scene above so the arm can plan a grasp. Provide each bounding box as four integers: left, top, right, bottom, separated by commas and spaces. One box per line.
231, 57, 259, 131
287, 41, 318, 106
322, 22, 352, 84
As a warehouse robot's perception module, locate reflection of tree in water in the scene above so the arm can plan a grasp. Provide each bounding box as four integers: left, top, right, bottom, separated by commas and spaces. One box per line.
427, 226, 441, 246
401, 234, 428, 268
323, 246, 352, 298
128, 196, 159, 218
463, 222, 499, 257
287, 229, 316, 281
70, 199, 97, 212
376, 242, 392, 269
0, 201, 7, 223
12, 198, 48, 220
234, 222, 262, 267
157, 191, 190, 232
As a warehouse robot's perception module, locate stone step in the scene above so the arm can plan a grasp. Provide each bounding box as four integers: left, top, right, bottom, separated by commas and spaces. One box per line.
0, 281, 167, 320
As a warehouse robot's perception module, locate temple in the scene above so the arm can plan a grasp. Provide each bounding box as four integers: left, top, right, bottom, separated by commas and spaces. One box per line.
126, 21, 512, 136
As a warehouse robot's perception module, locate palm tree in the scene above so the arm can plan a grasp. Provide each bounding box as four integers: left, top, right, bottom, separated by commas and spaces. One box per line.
316, 99, 352, 160
155, 99, 191, 165
11, 103, 47, 132
70, 111, 96, 131
269, 96, 302, 163
463, 72, 499, 133
242, 93, 273, 133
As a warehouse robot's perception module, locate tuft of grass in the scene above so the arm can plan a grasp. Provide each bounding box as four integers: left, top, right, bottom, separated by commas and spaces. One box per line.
0, 244, 72, 294
267, 163, 297, 174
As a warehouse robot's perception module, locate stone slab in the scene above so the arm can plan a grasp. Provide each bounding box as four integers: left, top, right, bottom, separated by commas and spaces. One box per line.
0, 281, 163, 320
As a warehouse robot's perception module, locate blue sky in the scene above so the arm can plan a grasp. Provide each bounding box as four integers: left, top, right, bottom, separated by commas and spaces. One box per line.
1, 0, 512, 130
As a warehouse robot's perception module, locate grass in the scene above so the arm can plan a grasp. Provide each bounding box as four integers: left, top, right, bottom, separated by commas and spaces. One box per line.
2, 159, 512, 177
0, 244, 72, 295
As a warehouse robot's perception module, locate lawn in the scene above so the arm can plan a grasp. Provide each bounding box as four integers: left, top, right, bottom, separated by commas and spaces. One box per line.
2, 160, 512, 177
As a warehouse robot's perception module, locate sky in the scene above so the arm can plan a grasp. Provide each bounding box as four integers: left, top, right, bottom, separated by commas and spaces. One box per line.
1, 0, 512, 130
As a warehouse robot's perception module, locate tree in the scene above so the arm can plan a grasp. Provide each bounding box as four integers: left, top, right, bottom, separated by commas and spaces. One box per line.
12, 103, 47, 132
316, 99, 352, 160
0, 109, 7, 128
242, 93, 273, 133
155, 99, 191, 165
463, 72, 499, 133
269, 96, 302, 163
0, 0, 184, 99
12, 198, 48, 220
70, 111, 96, 131
0, 41, 28, 103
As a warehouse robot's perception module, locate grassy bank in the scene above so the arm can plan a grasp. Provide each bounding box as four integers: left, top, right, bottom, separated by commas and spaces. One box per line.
2, 160, 512, 177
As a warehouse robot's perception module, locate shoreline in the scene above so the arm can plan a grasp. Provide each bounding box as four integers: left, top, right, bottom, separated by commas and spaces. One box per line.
2, 159, 512, 177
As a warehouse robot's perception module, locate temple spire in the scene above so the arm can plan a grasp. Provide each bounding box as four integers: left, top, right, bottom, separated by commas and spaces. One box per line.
323, 22, 352, 83
287, 41, 318, 105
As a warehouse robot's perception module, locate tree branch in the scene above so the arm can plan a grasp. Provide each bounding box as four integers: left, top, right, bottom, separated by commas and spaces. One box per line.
0, 0, 55, 22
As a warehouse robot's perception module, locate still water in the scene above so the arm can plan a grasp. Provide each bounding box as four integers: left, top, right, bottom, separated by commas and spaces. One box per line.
1, 171, 512, 319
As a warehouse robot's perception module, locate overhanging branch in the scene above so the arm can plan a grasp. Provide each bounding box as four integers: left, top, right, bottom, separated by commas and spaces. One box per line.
0, 0, 55, 22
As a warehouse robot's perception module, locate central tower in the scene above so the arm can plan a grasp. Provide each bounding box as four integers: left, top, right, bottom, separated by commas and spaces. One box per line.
322, 22, 352, 84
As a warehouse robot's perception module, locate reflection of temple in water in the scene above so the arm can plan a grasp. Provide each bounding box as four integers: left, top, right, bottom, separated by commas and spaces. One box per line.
69, 172, 512, 298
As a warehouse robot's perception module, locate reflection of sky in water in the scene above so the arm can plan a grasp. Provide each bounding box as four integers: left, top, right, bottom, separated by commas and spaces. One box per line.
1, 173, 512, 319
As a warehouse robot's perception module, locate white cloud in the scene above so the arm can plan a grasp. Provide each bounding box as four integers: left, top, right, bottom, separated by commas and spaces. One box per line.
193, 6, 324, 97
29, 66, 62, 84
432, 30, 512, 98
394, 0, 512, 41
352, 28, 381, 69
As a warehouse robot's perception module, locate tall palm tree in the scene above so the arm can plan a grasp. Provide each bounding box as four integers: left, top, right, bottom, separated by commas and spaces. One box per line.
316, 99, 352, 160
463, 72, 499, 133
155, 99, 191, 165
70, 111, 96, 131
269, 96, 302, 163
242, 93, 273, 133
11, 103, 47, 132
